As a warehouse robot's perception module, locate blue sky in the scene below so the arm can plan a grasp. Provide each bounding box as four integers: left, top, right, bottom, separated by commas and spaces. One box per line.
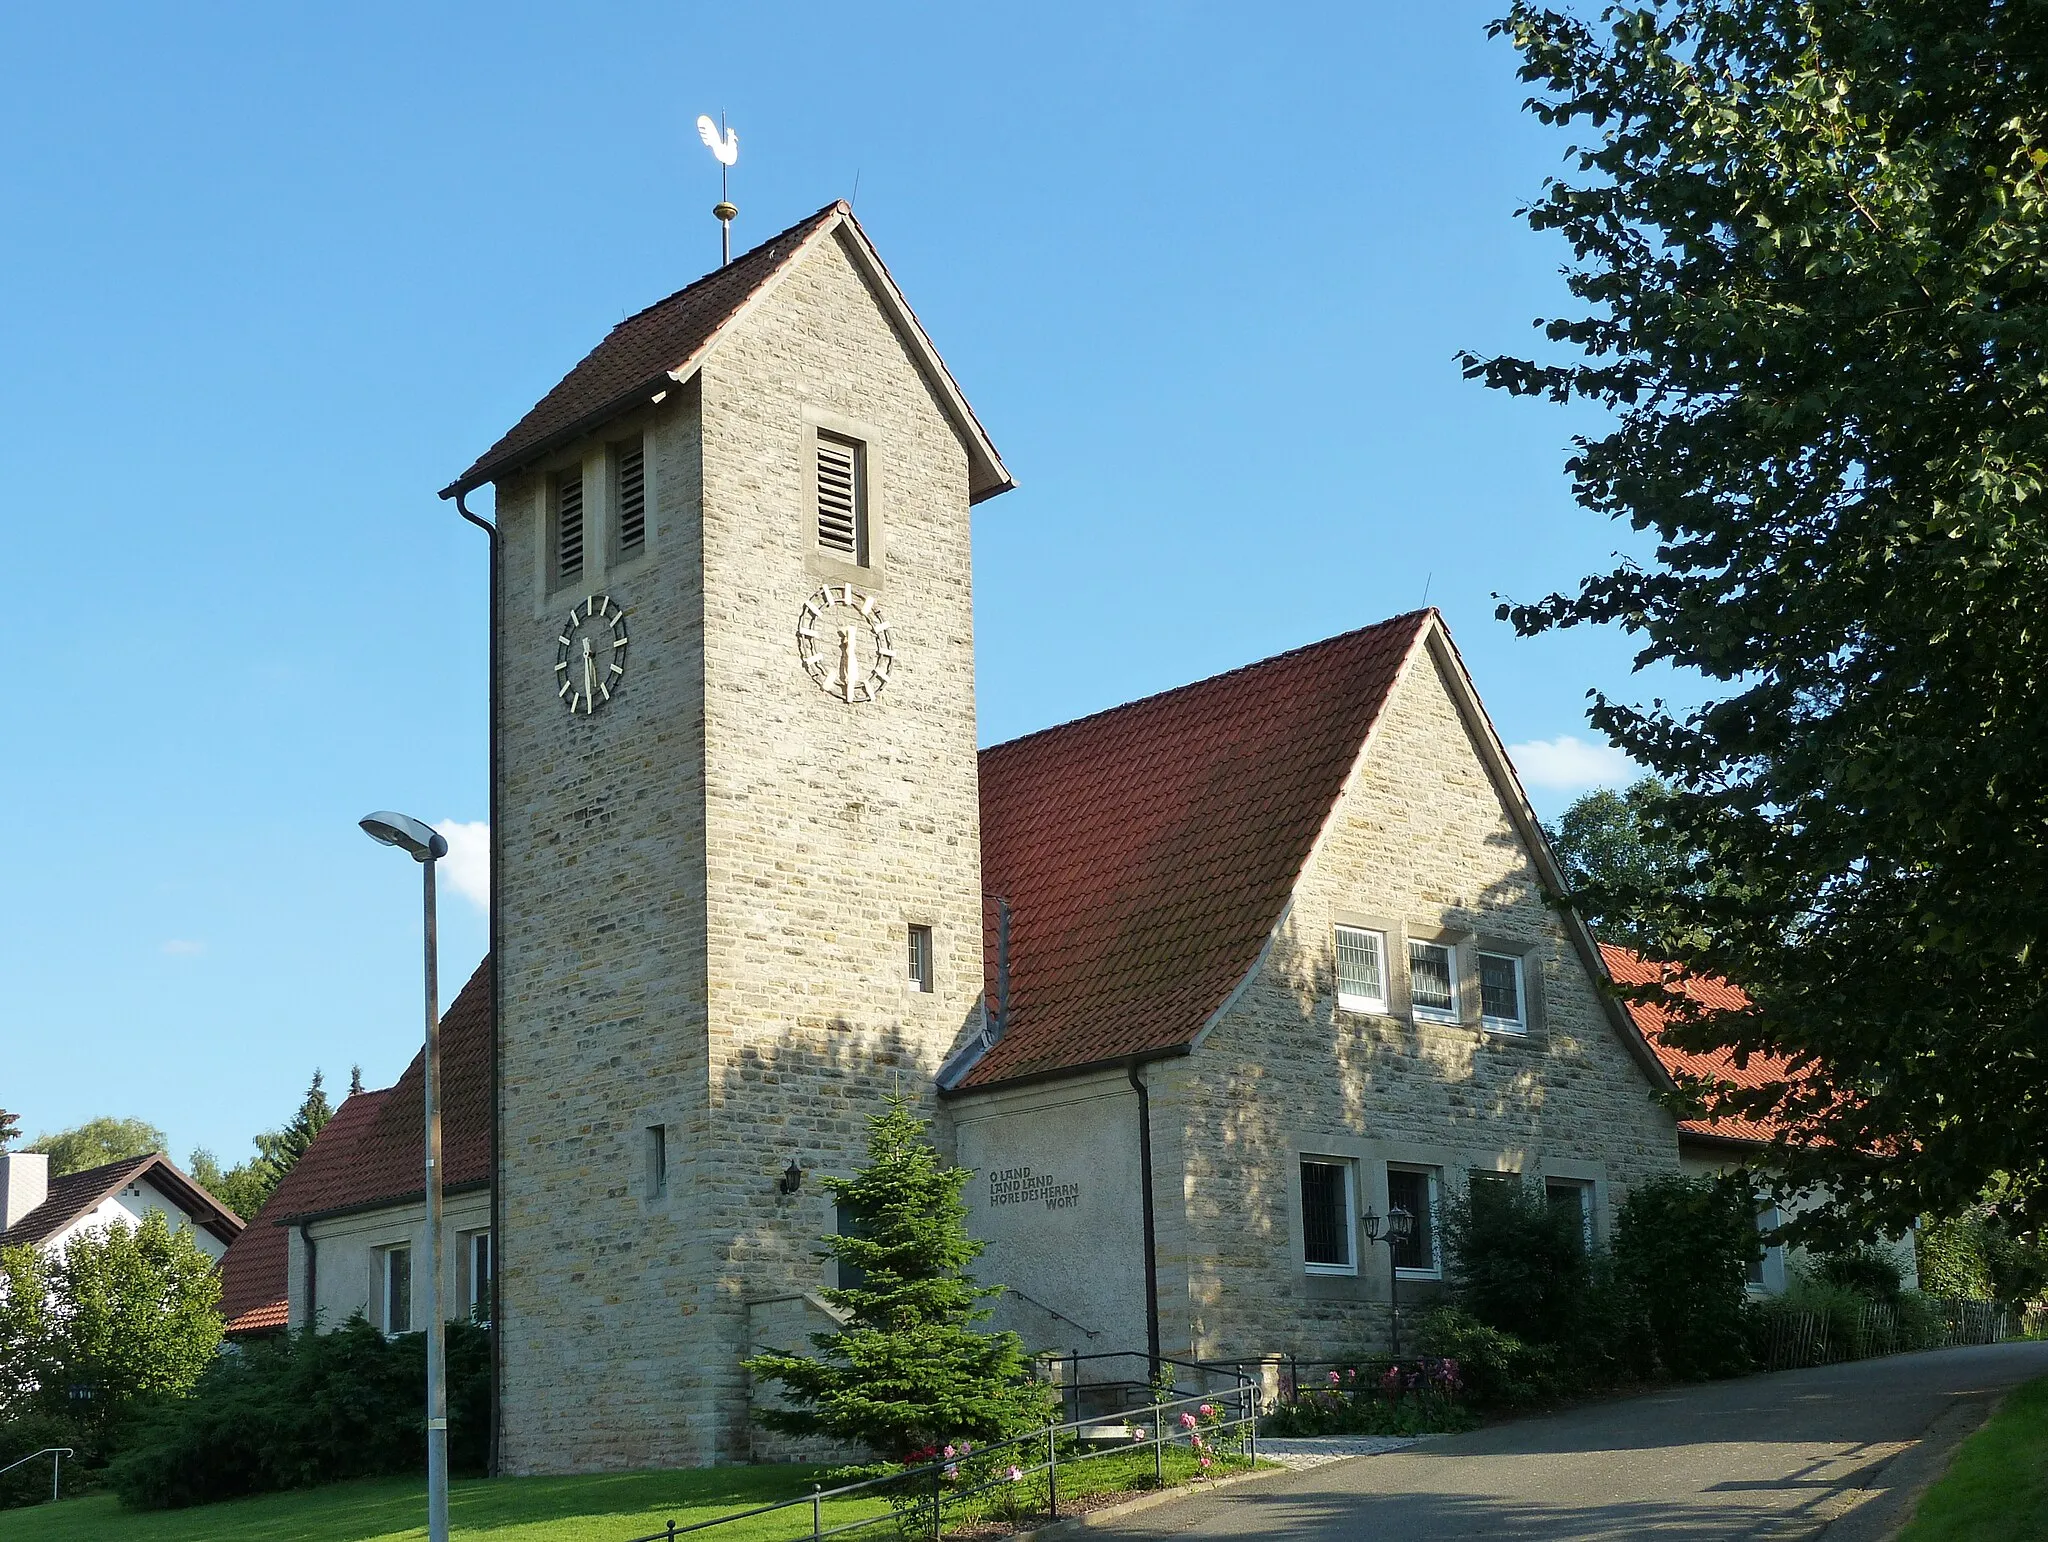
1, 3, 1671, 1171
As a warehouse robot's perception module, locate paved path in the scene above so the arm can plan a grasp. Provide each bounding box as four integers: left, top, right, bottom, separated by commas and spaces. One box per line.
1098, 1341, 2048, 1541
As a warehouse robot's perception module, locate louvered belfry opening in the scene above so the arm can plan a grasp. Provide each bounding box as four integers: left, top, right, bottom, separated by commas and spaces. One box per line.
815, 433, 866, 563
554, 468, 585, 583
615, 439, 646, 558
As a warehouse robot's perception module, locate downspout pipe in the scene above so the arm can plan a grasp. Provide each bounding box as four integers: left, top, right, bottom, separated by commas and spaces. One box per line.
454, 489, 501, 1477
1126, 1060, 1163, 1377
297, 1218, 318, 1331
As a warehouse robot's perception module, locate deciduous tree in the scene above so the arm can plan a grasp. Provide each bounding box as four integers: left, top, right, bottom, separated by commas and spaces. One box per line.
27, 1118, 166, 1177
1470, 0, 2048, 1239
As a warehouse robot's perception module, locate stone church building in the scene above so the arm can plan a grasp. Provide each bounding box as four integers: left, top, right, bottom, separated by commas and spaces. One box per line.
219, 201, 1684, 1472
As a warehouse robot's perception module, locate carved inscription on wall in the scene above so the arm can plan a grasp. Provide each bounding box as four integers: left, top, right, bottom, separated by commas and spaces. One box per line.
988, 1167, 1082, 1211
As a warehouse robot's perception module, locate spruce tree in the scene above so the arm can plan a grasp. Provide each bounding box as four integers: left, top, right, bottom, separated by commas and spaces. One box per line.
745, 1099, 1052, 1461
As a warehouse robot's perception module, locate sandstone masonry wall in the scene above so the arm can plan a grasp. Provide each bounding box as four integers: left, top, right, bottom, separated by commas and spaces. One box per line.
1152, 635, 1680, 1361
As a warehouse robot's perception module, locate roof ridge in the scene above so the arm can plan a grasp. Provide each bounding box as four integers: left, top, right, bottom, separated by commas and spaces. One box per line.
606, 200, 845, 333
981, 609, 1436, 760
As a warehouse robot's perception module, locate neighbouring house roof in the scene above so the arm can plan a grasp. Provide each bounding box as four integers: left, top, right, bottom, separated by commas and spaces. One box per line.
0, 1153, 243, 1253
216, 958, 493, 1335
1602, 943, 1790, 1147
216, 1087, 389, 1335
440, 201, 1011, 504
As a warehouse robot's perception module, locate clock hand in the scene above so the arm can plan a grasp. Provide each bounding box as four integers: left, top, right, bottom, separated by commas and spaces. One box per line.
582, 639, 596, 709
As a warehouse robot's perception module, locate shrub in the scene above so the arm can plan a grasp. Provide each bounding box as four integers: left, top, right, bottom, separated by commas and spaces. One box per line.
1262, 1360, 1474, 1435
1812, 1245, 1904, 1305
1441, 1178, 1592, 1347
106, 1317, 490, 1510
0, 1412, 94, 1509
1612, 1175, 1754, 1380
1414, 1307, 1564, 1408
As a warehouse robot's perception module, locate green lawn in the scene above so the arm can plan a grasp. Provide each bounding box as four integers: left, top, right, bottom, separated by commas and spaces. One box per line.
0, 1466, 888, 1542
1903, 1376, 2048, 1542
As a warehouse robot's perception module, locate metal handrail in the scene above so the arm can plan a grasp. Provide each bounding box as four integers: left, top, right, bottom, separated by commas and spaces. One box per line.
0, 1446, 73, 1503
619, 1384, 1259, 1541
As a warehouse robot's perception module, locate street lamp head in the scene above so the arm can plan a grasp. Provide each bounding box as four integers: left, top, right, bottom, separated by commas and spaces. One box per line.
359, 811, 448, 863
1388, 1204, 1415, 1244
1361, 1206, 1381, 1243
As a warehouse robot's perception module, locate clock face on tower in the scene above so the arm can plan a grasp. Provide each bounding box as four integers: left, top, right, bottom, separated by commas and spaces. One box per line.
554, 594, 628, 715
797, 584, 894, 703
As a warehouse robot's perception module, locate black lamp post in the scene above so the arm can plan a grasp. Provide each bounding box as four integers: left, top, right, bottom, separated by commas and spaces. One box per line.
1360, 1204, 1416, 1358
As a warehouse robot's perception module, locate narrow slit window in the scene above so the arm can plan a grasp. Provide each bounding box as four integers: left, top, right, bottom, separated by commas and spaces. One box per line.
1299, 1158, 1356, 1273
466, 1231, 494, 1325
1334, 925, 1386, 1013
554, 468, 585, 584
647, 1124, 667, 1198
1479, 952, 1526, 1032
615, 439, 646, 558
383, 1246, 413, 1334
1409, 940, 1458, 1022
908, 924, 934, 992
815, 434, 866, 563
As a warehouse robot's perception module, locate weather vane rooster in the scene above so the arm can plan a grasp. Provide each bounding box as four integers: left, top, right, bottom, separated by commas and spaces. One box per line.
697, 113, 739, 266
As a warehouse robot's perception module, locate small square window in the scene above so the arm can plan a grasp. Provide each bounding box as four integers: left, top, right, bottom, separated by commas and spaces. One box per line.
1480, 952, 1526, 1033
1387, 1166, 1442, 1276
1409, 940, 1458, 1022
1545, 1179, 1594, 1254
908, 924, 934, 993
1300, 1158, 1356, 1274
646, 1124, 668, 1198
382, 1245, 413, 1334
1334, 926, 1387, 1013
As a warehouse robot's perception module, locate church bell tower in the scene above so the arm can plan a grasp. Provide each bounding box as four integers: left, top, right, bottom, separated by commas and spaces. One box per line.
440, 202, 1012, 1471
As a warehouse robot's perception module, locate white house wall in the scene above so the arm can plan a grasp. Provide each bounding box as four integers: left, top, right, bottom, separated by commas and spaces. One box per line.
42, 1177, 229, 1262
296, 1191, 493, 1332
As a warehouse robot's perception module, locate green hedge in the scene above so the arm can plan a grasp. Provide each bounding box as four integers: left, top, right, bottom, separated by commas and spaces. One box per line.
106, 1317, 490, 1510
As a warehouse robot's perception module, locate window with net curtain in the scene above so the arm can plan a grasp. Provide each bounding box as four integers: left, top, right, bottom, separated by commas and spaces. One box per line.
1335, 925, 1386, 1012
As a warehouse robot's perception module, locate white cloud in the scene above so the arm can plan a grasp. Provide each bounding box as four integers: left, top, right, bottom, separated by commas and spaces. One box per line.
160, 939, 206, 957
434, 820, 490, 913
1506, 735, 1637, 795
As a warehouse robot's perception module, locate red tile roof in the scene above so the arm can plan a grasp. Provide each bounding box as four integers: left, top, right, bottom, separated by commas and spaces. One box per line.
443, 202, 844, 497
1601, 944, 1789, 1146
0, 1153, 242, 1252
217, 1087, 389, 1334
216, 957, 493, 1334
959, 613, 1433, 1089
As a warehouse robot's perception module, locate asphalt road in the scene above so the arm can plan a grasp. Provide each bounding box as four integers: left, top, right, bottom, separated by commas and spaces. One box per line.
1092, 1340, 2048, 1541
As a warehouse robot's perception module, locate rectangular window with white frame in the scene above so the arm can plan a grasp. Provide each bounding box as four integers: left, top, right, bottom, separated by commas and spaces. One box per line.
1334, 925, 1388, 1013
1408, 940, 1459, 1022
1386, 1165, 1442, 1277
1479, 952, 1527, 1033
1299, 1157, 1358, 1274
380, 1245, 413, 1335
